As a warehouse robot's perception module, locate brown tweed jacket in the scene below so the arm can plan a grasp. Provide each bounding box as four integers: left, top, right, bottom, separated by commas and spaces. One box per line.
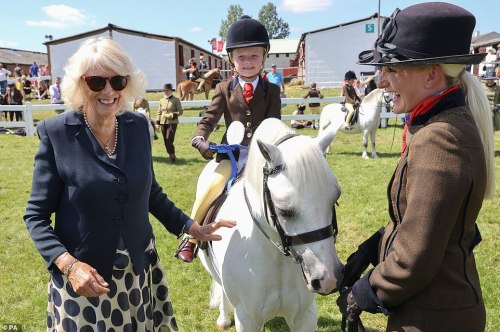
194, 76, 281, 147
370, 103, 486, 331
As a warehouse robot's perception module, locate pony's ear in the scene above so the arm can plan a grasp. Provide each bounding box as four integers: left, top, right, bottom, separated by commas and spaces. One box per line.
257, 139, 282, 164
315, 127, 337, 152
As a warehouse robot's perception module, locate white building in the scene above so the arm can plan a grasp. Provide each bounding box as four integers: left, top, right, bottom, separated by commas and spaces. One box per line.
294, 14, 385, 88
264, 39, 300, 77
44, 24, 228, 91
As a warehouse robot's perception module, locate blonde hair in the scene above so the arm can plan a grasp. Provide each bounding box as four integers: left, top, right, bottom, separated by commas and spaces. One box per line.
441, 64, 495, 199
61, 37, 147, 114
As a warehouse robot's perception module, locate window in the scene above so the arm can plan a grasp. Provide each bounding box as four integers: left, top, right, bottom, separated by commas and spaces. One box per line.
276, 54, 280, 58
191, 49, 195, 59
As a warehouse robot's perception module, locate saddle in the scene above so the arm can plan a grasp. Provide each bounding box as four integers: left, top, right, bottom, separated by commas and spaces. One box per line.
197, 191, 229, 250
341, 103, 360, 126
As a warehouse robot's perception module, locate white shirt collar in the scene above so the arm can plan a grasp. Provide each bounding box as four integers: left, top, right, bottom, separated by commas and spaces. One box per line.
238, 76, 259, 91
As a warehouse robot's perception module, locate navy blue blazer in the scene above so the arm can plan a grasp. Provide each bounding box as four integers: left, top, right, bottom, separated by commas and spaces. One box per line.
24, 110, 193, 282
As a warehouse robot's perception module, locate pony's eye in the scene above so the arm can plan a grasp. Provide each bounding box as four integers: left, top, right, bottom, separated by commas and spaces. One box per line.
277, 208, 296, 218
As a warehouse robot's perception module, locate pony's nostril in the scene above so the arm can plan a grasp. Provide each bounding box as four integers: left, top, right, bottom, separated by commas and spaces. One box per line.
311, 279, 322, 291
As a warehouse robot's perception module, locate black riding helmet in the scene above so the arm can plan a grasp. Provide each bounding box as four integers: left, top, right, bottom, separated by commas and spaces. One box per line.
345, 70, 357, 80
226, 15, 270, 52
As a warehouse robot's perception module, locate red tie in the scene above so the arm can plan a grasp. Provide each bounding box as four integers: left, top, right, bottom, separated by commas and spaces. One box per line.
243, 83, 253, 104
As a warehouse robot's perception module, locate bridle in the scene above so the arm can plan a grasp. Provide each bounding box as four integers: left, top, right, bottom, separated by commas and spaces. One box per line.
243, 134, 339, 265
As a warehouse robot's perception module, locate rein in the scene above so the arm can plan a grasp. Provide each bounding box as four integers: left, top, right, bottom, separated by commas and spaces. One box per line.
244, 133, 339, 264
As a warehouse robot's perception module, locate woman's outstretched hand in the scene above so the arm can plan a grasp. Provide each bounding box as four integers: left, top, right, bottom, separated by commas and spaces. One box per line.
189, 219, 237, 241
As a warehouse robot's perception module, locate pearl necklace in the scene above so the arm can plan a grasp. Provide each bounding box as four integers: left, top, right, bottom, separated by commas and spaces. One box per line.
83, 112, 118, 156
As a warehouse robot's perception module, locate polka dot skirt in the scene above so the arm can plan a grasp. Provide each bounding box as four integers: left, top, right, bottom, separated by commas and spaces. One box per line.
46, 237, 178, 331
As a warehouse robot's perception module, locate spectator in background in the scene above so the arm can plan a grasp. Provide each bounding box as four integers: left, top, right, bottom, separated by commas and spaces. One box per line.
30, 61, 39, 77
157, 83, 183, 162
197, 54, 209, 92
363, 67, 381, 96
482, 75, 500, 130
14, 64, 22, 77
303, 82, 323, 129
49, 77, 63, 104
3, 82, 23, 121
266, 64, 285, 93
133, 97, 157, 142
37, 81, 49, 100
22, 75, 33, 100
0, 63, 11, 95
50, 77, 64, 114
484, 47, 497, 78
291, 104, 312, 129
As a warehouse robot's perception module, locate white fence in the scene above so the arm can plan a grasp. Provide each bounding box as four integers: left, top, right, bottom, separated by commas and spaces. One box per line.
0, 97, 403, 137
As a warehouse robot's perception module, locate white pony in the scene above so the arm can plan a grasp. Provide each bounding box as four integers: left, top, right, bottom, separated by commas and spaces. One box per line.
318, 88, 391, 158
198, 118, 344, 331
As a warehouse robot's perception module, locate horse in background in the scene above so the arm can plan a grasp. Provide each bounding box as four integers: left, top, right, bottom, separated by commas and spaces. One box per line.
198, 118, 344, 331
318, 88, 391, 159
177, 68, 221, 100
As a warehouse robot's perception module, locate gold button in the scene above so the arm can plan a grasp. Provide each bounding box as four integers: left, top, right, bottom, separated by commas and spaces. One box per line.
246, 122, 251, 127
246, 110, 251, 116
247, 132, 252, 138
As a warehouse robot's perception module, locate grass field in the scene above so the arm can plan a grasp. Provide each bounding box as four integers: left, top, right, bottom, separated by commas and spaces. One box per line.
0, 85, 499, 331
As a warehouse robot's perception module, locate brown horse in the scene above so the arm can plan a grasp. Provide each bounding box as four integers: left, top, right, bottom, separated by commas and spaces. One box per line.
177, 68, 221, 100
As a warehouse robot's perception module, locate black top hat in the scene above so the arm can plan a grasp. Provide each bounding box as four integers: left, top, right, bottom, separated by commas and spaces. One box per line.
226, 15, 270, 52
163, 83, 175, 91
358, 2, 486, 66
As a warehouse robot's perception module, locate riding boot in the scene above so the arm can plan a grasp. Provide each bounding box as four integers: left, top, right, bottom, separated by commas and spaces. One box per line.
174, 236, 197, 262
169, 153, 177, 163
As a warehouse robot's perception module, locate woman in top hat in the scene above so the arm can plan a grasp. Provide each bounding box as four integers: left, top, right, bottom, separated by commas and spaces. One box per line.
336, 3, 494, 331
174, 15, 281, 262
157, 83, 183, 162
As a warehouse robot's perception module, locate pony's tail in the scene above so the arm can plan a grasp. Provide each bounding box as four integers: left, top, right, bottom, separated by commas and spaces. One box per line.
177, 83, 183, 99
209, 280, 223, 309
459, 71, 495, 199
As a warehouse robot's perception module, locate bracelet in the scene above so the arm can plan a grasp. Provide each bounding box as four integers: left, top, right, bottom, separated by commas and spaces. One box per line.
62, 258, 79, 276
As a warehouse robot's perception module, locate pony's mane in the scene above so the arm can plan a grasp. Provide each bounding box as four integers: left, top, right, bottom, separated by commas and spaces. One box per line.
363, 88, 384, 105
244, 118, 340, 217
205, 68, 220, 78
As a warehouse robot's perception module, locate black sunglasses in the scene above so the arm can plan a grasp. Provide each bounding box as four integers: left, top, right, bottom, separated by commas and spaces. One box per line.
82, 75, 129, 92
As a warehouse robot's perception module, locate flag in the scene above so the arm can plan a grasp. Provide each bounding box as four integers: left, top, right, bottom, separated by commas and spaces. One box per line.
211, 38, 217, 51
217, 40, 224, 52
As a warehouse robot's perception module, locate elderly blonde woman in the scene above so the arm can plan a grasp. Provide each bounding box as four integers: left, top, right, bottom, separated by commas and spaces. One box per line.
337, 3, 494, 332
24, 37, 235, 331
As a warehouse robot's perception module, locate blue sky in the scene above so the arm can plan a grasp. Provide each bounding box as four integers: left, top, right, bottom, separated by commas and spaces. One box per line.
1, 0, 498, 53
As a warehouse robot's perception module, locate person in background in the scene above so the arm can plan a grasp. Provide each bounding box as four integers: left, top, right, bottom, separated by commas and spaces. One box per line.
22, 75, 33, 100
37, 80, 49, 100
174, 15, 281, 262
303, 82, 323, 129
482, 75, 500, 130
133, 97, 156, 142
342, 70, 362, 130
14, 64, 22, 78
157, 83, 183, 162
0, 63, 11, 95
197, 54, 209, 92
30, 61, 39, 77
266, 64, 285, 93
363, 67, 381, 96
337, 3, 494, 331
24, 37, 235, 331
3, 82, 23, 121
15, 76, 23, 98
290, 104, 312, 129
50, 77, 65, 114
484, 46, 497, 78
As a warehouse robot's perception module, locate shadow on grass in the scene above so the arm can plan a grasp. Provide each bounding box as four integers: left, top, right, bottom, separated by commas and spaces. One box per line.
152, 155, 207, 165
263, 316, 346, 331
329, 151, 401, 158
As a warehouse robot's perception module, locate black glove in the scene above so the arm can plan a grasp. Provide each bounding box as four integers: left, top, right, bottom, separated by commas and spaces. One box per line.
340, 250, 370, 289
192, 136, 215, 160
337, 288, 363, 324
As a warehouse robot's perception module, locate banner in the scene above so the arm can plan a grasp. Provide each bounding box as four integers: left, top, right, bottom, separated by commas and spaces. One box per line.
217, 40, 224, 52
211, 38, 217, 51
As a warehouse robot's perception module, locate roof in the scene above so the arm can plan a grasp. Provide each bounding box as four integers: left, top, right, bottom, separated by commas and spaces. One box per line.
0, 48, 48, 66
269, 39, 300, 54
471, 31, 500, 48
44, 23, 222, 59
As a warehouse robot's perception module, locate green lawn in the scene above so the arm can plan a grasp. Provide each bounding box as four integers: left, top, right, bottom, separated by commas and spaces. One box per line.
0, 85, 499, 331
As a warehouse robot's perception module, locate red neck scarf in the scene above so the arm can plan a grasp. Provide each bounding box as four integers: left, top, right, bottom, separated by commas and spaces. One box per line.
401, 85, 459, 156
